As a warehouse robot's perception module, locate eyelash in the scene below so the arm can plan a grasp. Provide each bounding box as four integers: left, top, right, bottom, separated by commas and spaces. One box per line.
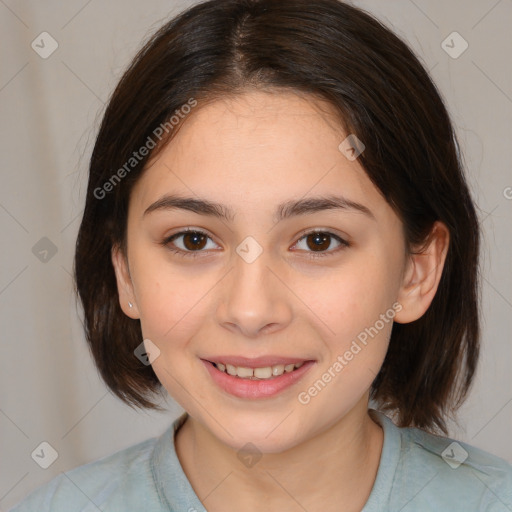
160, 227, 350, 260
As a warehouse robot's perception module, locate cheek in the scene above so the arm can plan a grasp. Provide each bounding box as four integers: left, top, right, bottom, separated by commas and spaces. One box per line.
301, 251, 398, 391
306, 252, 399, 341
130, 250, 215, 347
295, 264, 395, 420
131, 257, 215, 408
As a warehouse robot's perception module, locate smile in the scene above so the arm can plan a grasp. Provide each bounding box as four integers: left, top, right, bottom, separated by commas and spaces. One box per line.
211, 361, 305, 380
201, 359, 316, 399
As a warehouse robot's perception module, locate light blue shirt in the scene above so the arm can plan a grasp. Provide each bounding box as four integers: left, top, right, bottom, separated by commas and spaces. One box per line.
9, 409, 512, 511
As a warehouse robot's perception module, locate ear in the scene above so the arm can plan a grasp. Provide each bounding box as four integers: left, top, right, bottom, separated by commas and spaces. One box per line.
394, 221, 450, 324
111, 244, 140, 319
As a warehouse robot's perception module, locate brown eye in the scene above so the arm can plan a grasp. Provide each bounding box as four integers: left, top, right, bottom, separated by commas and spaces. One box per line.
293, 230, 349, 258
162, 229, 218, 258
181, 231, 208, 251
305, 232, 331, 251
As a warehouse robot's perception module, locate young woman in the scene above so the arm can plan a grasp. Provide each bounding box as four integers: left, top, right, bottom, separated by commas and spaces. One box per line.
10, 0, 512, 510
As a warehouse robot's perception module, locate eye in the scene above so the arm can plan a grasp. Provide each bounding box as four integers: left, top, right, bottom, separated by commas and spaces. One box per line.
160, 228, 350, 260
291, 230, 349, 258
161, 228, 219, 258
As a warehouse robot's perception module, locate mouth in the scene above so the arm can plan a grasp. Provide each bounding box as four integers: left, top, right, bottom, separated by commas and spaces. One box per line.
208, 360, 307, 380
200, 357, 316, 399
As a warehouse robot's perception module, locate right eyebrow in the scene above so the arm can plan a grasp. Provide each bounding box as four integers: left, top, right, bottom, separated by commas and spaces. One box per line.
143, 194, 235, 221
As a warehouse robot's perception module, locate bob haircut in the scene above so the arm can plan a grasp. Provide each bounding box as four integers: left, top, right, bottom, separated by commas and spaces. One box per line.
74, 0, 480, 435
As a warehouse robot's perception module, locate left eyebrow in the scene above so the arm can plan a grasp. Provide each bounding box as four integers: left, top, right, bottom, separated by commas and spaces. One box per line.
275, 195, 375, 222
142, 193, 376, 223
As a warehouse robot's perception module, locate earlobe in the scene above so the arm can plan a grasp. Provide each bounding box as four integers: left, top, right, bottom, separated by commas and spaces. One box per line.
394, 221, 450, 324
111, 244, 140, 319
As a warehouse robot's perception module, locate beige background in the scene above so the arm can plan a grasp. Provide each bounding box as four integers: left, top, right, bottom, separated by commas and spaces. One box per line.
1, 0, 511, 509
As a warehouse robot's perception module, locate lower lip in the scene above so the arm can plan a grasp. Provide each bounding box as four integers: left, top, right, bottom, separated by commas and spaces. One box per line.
201, 359, 316, 399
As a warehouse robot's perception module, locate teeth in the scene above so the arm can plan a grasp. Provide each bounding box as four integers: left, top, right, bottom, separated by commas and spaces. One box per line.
254, 366, 272, 379
236, 366, 253, 378
214, 361, 305, 380
272, 364, 285, 376
226, 363, 237, 376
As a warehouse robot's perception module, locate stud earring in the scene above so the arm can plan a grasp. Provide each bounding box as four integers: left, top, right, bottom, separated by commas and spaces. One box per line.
128, 302, 133, 308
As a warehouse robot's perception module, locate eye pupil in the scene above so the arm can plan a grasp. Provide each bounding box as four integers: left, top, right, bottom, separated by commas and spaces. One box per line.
307, 232, 330, 251
183, 232, 207, 250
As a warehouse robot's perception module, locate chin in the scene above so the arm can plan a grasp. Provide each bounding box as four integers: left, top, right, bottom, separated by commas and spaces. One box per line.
208, 413, 307, 454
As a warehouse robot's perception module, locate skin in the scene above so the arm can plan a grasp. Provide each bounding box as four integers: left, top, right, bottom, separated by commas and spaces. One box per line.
111, 89, 449, 512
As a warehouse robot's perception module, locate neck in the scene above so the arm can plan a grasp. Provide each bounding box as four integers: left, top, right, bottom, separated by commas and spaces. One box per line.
175, 396, 384, 512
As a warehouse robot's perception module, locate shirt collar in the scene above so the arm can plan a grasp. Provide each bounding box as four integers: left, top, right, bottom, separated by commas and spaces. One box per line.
150, 411, 207, 512
362, 408, 402, 511
150, 408, 400, 511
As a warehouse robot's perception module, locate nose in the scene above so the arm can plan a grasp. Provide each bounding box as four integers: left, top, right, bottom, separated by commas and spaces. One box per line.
216, 248, 293, 338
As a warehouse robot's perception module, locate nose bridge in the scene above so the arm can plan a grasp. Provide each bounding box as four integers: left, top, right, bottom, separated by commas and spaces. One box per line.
216, 237, 292, 337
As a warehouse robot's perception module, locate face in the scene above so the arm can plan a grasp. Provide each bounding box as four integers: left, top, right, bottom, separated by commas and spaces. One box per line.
113, 90, 411, 453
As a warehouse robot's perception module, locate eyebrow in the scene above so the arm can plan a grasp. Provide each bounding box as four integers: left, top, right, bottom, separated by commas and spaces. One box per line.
143, 193, 375, 223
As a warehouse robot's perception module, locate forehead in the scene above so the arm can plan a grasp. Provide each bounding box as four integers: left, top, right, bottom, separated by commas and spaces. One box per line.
130, 90, 390, 222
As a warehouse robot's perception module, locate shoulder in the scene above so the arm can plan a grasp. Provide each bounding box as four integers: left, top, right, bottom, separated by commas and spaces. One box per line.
8, 435, 166, 512
394, 419, 512, 511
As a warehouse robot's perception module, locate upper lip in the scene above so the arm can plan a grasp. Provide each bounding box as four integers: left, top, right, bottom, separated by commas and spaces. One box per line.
203, 356, 313, 368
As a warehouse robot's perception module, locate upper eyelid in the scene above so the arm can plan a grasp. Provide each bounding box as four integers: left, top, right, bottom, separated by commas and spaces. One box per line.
166, 227, 219, 245
294, 227, 348, 243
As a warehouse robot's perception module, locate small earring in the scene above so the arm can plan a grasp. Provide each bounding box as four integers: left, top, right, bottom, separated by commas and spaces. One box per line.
128, 302, 133, 308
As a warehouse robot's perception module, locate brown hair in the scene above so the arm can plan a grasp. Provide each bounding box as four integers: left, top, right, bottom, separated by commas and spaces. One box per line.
74, 0, 480, 434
